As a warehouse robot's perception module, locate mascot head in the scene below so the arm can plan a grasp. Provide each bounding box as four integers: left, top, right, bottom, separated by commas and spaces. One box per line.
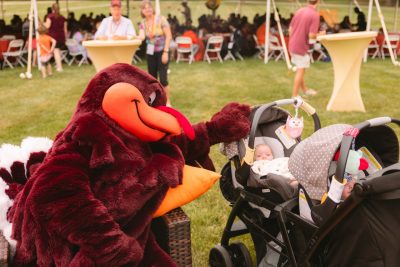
74, 63, 194, 142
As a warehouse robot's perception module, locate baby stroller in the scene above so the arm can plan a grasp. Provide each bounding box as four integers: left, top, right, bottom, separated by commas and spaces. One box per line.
210, 99, 400, 266
209, 98, 321, 266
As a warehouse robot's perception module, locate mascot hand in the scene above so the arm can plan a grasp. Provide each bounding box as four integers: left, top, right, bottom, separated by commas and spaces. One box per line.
150, 142, 184, 186
0, 159, 27, 185
206, 102, 251, 145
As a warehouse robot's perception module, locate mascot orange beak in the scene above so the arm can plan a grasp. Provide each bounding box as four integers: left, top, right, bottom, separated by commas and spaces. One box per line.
102, 82, 195, 142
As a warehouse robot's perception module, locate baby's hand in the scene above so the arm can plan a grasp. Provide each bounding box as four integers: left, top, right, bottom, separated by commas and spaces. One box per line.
341, 179, 355, 200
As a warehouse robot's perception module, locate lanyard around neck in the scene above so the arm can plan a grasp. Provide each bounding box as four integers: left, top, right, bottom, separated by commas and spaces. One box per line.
145, 16, 156, 40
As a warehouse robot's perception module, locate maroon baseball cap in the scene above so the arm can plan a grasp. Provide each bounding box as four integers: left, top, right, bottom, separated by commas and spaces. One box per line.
111, 0, 121, 7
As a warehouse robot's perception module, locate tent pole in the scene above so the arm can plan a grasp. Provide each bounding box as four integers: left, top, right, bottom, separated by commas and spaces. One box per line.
394, 0, 399, 32
363, 0, 374, 62
26, 0, 34, 77
264, 0, 271, 64
33, 0, 41, 71
375, 0, 399, 66
271, 0, 293, 71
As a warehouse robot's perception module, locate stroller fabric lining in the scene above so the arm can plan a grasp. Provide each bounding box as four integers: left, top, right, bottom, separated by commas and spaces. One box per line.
355, 125, 399, 167
249, 106, 298, 157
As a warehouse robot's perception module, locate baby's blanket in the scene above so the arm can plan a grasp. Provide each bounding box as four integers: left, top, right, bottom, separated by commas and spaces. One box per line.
252, 158, 294, 180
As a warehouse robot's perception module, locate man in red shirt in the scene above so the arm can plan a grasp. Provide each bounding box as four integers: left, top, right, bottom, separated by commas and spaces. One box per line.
289, 0, 321, 97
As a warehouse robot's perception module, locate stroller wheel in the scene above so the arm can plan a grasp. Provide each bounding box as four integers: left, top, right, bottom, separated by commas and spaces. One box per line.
229, 242, 253, 267
209, 244, 233, 267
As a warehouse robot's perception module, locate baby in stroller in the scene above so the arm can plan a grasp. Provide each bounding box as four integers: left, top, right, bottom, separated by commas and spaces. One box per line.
252, 143, 298, 188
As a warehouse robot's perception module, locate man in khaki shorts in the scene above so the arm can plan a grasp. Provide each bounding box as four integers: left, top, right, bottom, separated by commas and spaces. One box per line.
289, 0, 321, 97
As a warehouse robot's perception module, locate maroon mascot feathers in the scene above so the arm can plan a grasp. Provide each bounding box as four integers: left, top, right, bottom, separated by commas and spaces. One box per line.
8, 63, 250, 266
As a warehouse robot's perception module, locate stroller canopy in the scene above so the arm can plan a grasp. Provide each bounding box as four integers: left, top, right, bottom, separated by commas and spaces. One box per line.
221, 106, 293, 161
288, 124, 351, 200
239, 106, 295, 159
289, 124, 400, 201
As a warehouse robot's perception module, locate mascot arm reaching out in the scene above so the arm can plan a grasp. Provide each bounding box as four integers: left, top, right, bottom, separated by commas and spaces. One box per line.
167, 103, 251, 170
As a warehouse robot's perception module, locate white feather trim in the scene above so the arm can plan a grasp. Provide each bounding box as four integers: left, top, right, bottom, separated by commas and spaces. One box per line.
0, 179, 16, 256
20, 137, 53, 154
0, 144, 27, 173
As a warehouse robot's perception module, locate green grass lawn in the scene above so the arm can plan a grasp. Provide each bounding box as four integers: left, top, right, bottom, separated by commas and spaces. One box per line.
0, 57, 400, 266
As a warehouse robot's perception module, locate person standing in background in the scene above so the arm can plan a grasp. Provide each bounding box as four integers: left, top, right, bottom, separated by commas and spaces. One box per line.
95, 0, 136, 40
44, 3, 67, 72
181, 0, 191, 26
138, 0, 172, 106
353, 7, 366, 31
288, 0, 322, 98
43, 7, 52, 22
38, 24, 56, 78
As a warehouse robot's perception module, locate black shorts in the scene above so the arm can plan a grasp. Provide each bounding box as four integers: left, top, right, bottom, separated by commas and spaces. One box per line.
55, 42, 67, 50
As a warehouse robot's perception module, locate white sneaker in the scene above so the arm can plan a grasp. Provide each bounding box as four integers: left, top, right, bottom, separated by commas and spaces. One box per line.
304, 89, 317, 96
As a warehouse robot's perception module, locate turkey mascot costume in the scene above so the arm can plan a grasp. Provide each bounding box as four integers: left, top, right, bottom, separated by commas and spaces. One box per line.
2, 64, 250, 266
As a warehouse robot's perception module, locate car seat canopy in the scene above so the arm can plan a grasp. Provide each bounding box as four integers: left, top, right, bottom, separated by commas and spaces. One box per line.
289, 124, 351, 200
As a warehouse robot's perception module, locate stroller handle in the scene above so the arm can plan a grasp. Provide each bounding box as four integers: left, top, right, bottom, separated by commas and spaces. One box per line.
335, 117, 400, 182
248, 98, 321, 149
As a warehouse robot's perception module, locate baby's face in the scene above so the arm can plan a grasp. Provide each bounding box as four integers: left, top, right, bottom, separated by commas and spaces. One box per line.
255, 145, 274, 161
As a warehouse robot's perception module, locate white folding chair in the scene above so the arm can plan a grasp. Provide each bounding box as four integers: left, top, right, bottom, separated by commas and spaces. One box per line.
60, 49, 69, 64
308, 40, 327, 63
267, 35, 284, 62
2, 39, 25, 69
381, 34, 400, 60
175, 36, 194, 64
253, 34, 265, 59
368, 38, 380, 59
65, 38, 88, 66
132, 48, 142, 64
203, 35, 224, 64
0, 35, 16, 41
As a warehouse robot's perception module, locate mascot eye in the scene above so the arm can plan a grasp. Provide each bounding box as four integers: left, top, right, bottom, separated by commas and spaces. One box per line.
148, 92, 156, 106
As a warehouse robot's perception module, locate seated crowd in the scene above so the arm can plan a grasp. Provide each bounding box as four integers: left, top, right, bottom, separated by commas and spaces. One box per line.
0, 2, 370, 66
